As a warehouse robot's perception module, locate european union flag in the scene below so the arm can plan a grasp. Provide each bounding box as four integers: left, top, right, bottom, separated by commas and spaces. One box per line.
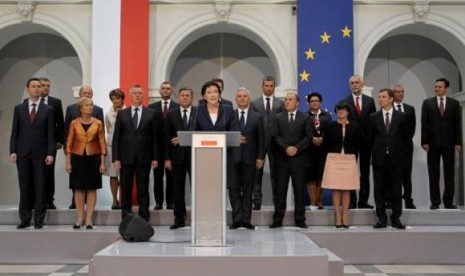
297, 0, 354, 114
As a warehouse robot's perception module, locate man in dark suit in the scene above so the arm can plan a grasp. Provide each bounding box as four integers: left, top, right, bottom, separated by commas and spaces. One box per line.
229, 87, 265, 230
392, 84, 416, 209
421, 77, 462, 210
148, 81, 179, 210
113, 84, 159, 222
64, 85, 104, 209
164, 88, 196, 229
10, 78, 56, 229
341, 75, 376, 209
250, 76, 284, 210
269, 92, 311, 229
371, 88, 409, 229
39, 78, 64, 209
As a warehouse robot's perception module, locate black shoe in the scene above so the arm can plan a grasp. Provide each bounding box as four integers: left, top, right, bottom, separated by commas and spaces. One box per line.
72, 224, 81, 229
47, 203, 57, 209
445, 204, 458, 209
17, 222, 31, 229
111, 205, 121, 210
167, 204, 174, 210
342, 224, 350, 229
34, 223, 43, 229
295, 221, 308, 228
154, 204, 163, 210
349, 202, 357, 209
430, 205, 439, 210
68, 203, 76, 210
269, 222, 283, 229
242, 223, 255, 230
318, 206, 324, 210
229, 222, 241, 229
391, 219, 406, 229
373, 221, 387, 229
86, 225, 94, 229
358, 203, 374, 209
405, 201, 417, 209
170, 222, 185, 230
252, 204, 261, 211
335, 224, 343, 229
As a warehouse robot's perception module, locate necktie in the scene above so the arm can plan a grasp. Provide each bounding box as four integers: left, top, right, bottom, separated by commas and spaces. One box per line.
239, 111, 245, 132
182, 109, 188, 129
265, 97, 271, 117
289, 113, 294, 132
439, 97, 445, 117
163, 101, 168, 118
40, 97, 45, 104
30, 103, 37, 123
397, 104, 402, 112
132, 107, 139, 129
355, 96, 362, 116
385, 112, 390, 133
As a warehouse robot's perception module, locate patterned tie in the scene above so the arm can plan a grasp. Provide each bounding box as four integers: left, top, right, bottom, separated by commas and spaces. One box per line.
397, 104, 402, 112
239, 111, 245, 132
182, 109, 188, 129
132, 107, 139, 129
265, 97, 271, 117
163, 101, 168, 118
355, 96, 362, 116
30, 103, 37, 123
439, 97, 445, 117
385, 112, 390, 133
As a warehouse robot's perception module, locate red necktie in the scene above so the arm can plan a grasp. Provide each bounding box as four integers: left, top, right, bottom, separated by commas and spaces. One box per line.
355, 96, 362, 116
163, 101, 168, 118
385, 112, 390, 133
439, 97, 445, 117
30, 103, 37, 123
265, 97, 271, 117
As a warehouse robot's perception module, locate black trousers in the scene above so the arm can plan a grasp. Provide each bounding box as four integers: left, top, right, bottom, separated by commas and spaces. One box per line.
373, 155, 403, 222
172, 163, 191, 223
253, 150, 276, 206
45, 159, 56, 205
272, 165, 306, 224
120, 164, 151, 221
229, 161, 255, 224
427, 148, 456, 206
17, 154, 47, 224
153, 166, 173, 207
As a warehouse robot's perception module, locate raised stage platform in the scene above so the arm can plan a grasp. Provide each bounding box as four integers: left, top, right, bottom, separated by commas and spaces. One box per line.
1, 206, 465, 276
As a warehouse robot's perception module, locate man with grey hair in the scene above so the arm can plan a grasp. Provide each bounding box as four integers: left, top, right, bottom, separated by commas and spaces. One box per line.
392, 84, 416, 209
64, 85, 104, 209
230, 87, 265, 230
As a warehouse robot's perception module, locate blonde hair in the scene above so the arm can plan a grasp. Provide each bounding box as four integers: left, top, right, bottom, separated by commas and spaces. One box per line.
77, 97, 93, 114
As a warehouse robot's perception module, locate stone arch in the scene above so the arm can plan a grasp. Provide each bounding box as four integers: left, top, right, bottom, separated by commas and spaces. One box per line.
357, 11, 465, 90
0, 11, 90, 83
151, 12, 294, 95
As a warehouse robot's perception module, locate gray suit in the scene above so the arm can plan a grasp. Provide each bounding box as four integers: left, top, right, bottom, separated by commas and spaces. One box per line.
250, 96, 284, 207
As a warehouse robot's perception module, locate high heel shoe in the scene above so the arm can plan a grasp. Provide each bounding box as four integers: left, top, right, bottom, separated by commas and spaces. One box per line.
335, 224, 343, 229
86, 225, 94, 229
342, 224, 350, 229
72, 224, 81, 229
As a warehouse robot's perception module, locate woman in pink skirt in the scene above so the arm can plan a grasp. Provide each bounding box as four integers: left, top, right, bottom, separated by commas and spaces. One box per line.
322, 101, 360, 228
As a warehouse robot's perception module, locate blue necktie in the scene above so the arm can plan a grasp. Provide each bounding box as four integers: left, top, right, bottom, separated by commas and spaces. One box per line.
239, 111, 245, 132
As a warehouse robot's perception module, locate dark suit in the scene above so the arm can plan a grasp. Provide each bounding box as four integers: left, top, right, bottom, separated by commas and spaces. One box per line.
270, 110, 311, 224
421, 96, 462, 206
148, 100, 179, 208
112, 107, 159, 221
23, 96, 64, 205
64, 102, 104, 205
369, 109, 409, 223
230, 109, 265, 225
342, 93, 376, 207
164, 106, 197, 223
10, 101, 56, 225
250, 96, 284, 207
393, 103, 416, 204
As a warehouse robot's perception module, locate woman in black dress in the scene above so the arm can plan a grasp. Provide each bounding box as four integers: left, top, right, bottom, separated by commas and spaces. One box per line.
306, 92, 332, 210
65, 97, 106, 229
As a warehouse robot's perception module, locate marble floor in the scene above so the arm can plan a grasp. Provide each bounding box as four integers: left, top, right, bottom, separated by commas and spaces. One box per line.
1, 264, 465, 275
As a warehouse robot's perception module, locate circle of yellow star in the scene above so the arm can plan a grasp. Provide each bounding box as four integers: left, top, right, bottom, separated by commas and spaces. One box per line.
341, 26, 352, 38
305, 48, 316, 60
320, 32, 331, 43
299, 70, 310, 82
